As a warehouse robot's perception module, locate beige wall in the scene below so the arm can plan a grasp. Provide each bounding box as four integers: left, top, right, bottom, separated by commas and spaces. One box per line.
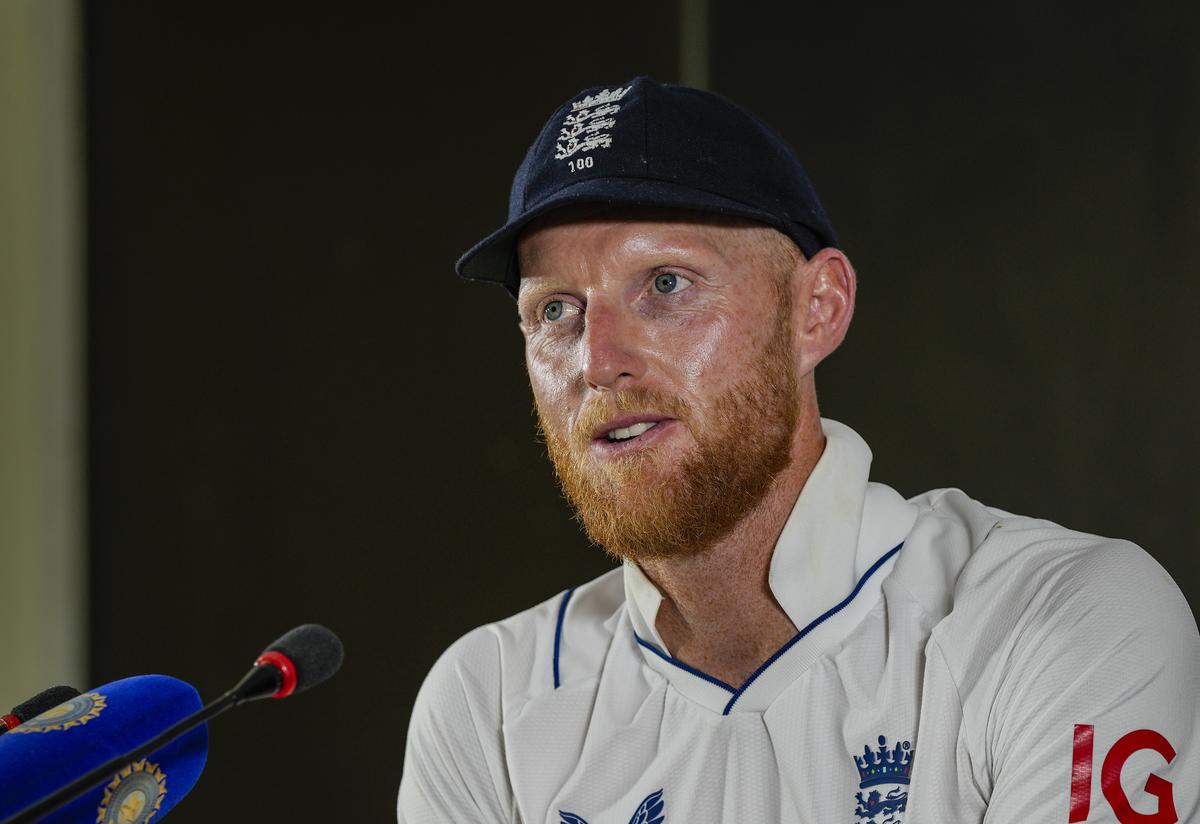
0, 0, 85, 708
680, 0, 710, 90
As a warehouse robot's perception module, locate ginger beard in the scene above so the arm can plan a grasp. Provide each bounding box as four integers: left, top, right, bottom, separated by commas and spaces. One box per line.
537, 289, 800, 563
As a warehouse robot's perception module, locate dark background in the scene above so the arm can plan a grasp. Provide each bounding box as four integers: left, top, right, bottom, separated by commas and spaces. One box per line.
86, 3, 1199, 821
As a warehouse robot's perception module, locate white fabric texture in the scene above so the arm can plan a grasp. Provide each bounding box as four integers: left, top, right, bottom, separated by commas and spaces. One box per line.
398, 419, 1199, 823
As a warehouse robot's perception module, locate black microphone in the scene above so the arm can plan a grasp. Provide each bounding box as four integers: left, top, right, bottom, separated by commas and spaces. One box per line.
0, 685, 80, 734
2, 624, 344, 824
231, 622, 346, 703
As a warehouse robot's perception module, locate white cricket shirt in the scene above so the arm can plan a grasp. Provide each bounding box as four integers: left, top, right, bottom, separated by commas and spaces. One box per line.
398, 419, 1199, 823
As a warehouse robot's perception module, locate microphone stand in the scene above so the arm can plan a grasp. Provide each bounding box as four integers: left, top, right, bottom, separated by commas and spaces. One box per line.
2, 666, 279, 824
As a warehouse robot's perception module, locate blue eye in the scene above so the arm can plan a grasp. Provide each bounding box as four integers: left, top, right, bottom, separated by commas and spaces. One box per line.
653, 272, 692, 294
541, 299, 581, 323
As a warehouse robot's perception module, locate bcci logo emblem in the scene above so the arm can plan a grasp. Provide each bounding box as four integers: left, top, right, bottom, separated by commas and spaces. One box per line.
10, 691, 107, 733
96, 758, 167, 824
853, 735, 914, 823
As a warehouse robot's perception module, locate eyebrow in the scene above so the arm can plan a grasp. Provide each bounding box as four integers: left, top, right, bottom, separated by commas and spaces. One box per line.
518, 277, 567, 303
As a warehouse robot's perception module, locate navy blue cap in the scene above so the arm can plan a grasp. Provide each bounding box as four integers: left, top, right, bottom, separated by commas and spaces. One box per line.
455, 76, 839, 297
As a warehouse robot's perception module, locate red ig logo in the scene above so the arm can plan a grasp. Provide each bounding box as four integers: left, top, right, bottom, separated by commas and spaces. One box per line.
1069, 725, 1177, 823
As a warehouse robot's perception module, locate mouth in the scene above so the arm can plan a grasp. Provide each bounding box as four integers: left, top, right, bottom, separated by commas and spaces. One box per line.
588, 415, 677, 452
604, 420, 658, 442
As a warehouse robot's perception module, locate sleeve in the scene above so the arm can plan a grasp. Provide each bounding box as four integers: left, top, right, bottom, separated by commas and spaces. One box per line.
397, 627, 515, 824
980, 540, 1200, 823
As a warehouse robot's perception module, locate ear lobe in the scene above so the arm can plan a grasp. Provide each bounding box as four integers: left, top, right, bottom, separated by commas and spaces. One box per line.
797, 249, 856, 368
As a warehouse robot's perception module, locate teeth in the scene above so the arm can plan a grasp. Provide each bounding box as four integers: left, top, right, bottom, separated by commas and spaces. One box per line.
606, 421, 657, 442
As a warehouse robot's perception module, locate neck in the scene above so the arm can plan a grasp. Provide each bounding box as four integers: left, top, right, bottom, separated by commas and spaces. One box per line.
638, 396, 826, 688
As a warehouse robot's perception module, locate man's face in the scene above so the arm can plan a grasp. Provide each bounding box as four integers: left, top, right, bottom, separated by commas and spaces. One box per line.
516, 209, 804, 563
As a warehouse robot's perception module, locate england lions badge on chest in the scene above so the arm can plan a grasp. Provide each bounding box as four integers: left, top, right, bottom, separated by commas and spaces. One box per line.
852, 735, 914, 823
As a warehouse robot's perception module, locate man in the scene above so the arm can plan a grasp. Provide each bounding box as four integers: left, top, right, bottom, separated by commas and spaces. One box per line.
397, 77, 1198, 823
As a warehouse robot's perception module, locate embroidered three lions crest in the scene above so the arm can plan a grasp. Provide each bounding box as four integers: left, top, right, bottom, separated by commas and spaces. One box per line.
554, 85, 631, 161
560, 788, 664, 824
853, 735, 914, 823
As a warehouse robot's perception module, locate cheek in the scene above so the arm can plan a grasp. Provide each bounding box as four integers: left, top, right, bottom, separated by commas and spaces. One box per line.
646, 310, 739, 391
526, 342, 580, 425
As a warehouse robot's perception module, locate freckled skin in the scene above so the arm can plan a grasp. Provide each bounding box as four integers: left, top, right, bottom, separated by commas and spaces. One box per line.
520, 221, 777, 459
517, 208, 857, 687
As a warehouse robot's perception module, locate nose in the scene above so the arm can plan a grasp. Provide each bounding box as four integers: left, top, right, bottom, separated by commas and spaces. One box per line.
580, 300, 646, 391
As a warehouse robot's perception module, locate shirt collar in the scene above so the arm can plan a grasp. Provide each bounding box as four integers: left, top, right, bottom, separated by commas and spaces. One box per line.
622, 417, 911, 656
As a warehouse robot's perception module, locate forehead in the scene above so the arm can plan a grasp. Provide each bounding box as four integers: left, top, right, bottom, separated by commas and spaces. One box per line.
516, 205, 775, 274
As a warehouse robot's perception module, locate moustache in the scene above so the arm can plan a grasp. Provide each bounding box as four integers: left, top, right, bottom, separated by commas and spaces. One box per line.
570, 388, 693, 452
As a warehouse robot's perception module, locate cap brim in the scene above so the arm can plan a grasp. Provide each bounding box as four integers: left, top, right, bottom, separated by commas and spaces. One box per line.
455, 177, 792, 297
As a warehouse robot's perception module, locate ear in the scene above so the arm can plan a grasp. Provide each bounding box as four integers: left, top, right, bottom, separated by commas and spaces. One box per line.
794, 248, 856, 375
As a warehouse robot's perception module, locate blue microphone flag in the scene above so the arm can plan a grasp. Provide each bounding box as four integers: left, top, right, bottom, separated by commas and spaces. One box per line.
0, 674, 207, 823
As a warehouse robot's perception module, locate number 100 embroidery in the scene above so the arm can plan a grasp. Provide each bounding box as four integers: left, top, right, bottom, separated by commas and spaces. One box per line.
568, 157, 594, 173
